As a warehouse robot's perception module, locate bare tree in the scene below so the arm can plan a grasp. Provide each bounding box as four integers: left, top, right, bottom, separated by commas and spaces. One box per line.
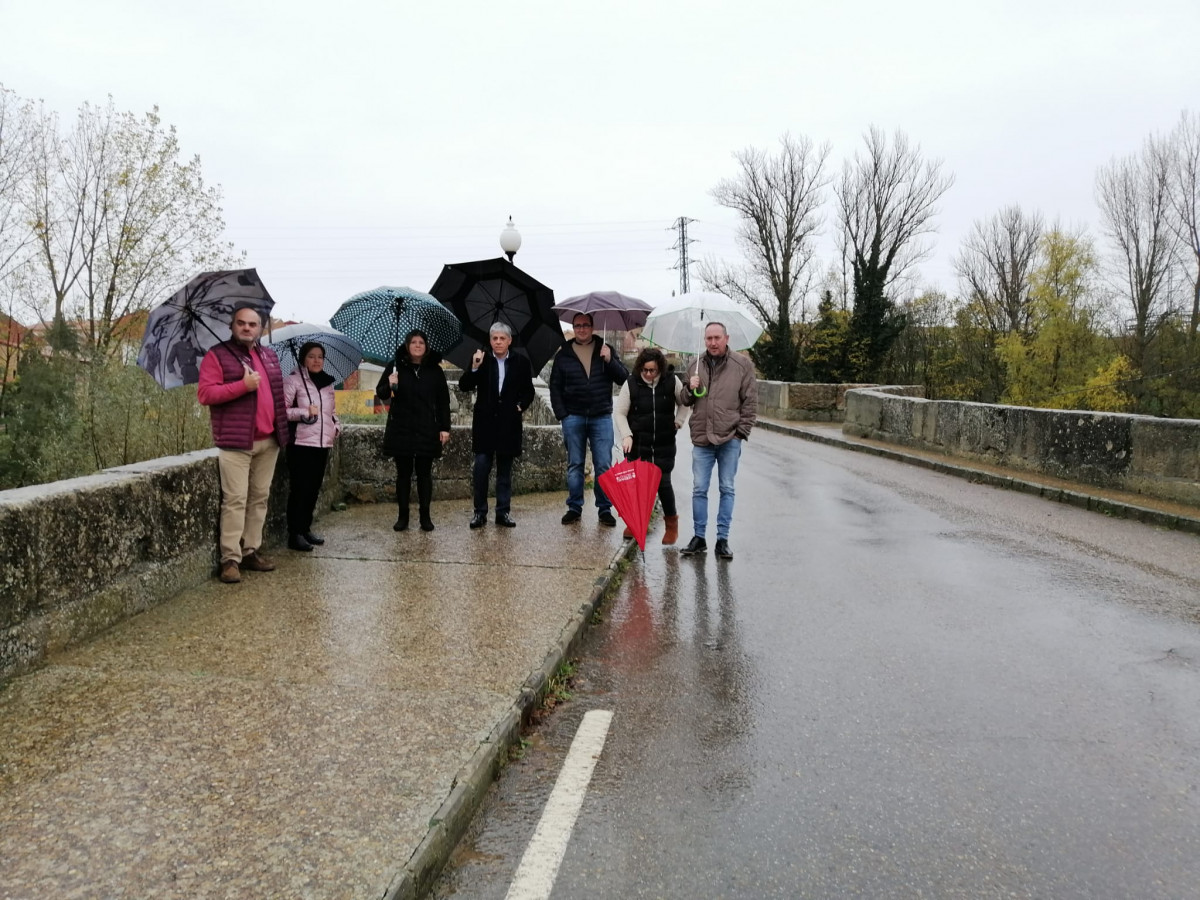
698, 133, 830, 379
0, 86, 35, 287
24, 98, 240, 357
835, 126, 954, 380
1096, 134, 1179, 371
953, 204, 1044, 336
1166, 111, 1200, 343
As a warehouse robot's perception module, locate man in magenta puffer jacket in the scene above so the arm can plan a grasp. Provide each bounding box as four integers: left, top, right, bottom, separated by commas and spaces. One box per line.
197, 303, 289, 584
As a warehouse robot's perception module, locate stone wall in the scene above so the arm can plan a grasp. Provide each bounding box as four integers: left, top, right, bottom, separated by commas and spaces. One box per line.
0, 419, 564, 681
756, 381, 915, 421
844, 386, 1200, 507
339, 424, 566, 503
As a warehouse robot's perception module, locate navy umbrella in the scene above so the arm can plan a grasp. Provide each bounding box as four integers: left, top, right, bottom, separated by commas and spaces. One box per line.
329, 286, 463, 365
429, 257, 559, 373
267, 323, 363, 383
137, 269, 275, 388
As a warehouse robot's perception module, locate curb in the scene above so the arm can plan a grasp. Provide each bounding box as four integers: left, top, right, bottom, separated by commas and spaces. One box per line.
758, 419, 1200, 537
381, 537, 638, 900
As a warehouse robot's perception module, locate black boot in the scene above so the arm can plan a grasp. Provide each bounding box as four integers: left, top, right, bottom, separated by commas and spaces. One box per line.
394, 505, 409, 532
288, 533, 313, 552
417, 468, 434, 531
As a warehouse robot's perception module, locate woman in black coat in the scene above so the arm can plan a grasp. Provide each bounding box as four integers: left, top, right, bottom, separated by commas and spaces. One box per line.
375, 330, 451, 532
457, 322, 535, 529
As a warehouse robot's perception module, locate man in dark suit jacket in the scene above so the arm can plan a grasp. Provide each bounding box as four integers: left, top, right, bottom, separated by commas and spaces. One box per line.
458, 322, 536, 529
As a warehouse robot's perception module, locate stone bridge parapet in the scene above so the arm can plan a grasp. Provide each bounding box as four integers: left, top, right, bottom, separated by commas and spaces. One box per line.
844, 386, 1200, 508
0, 423, 566, 681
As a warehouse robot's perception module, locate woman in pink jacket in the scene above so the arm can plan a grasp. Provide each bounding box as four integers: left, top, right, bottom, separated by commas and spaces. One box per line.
284, 341, 341, 552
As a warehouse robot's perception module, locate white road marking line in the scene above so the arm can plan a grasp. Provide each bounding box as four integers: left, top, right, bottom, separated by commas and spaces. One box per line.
504, 709, 614, 900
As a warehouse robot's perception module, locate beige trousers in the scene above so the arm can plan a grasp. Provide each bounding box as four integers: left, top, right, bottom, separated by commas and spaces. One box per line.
217, 438, 280, 563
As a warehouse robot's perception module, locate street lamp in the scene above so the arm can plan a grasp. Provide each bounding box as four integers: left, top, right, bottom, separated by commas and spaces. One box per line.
499, 216, 522, 262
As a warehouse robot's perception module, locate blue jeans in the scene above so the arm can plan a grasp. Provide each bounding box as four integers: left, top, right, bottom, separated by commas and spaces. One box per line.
691, 438, 742, 540
561, 414, 615, 514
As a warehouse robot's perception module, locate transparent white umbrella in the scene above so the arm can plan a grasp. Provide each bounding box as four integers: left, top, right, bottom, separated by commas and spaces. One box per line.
642, 291, 763, 355
643, 292, 762, 397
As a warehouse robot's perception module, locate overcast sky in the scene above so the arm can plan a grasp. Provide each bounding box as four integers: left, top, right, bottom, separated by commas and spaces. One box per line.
2, 0, 1197, 326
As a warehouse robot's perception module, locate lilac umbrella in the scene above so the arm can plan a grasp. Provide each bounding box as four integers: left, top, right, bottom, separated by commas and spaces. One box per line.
552, 291, 652, 332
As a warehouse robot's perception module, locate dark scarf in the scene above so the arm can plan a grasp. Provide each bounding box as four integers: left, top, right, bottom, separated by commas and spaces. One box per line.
307, 369, 335, 390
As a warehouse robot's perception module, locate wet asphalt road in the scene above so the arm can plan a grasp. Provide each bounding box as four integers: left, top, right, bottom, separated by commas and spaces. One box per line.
432, 429, 1200, 899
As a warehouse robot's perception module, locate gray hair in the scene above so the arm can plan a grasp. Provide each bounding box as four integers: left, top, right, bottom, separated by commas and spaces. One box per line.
489, 321, 514, 338
704, 321, 728, 336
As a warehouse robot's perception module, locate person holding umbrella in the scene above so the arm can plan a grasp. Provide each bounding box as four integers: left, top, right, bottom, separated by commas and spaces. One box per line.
549, 313, 629, 526
283, 341, 341, 552
196, 302, 290, 584
680, 322, 758, 561
375, 330, 451, 532
458, 322, 535, 529
613, 347, 689, 545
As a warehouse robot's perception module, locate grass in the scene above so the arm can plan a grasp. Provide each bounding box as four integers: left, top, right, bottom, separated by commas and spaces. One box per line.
541, 658, 578, 712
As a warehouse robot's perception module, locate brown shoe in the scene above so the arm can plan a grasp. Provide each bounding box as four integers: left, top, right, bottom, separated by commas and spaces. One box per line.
662, 515, 679, 545
240, 550, 276, 572
219, 560, 242, 584
622, 524, 633, 539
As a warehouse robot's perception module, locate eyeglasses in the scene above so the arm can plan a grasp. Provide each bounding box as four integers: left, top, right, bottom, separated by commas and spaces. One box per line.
641, 366, 658, 374
572, 322, 593, 329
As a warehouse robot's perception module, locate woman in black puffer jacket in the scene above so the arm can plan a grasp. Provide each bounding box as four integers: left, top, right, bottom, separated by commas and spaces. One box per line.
375, 330, 451, 532
613, 347, 689, 544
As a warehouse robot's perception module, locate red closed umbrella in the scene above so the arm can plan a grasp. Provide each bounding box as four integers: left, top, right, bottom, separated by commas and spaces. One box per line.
597, 458, 662, 551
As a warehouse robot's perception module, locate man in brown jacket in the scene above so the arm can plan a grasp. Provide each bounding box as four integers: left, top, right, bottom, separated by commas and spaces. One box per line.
679, 322, 758, 561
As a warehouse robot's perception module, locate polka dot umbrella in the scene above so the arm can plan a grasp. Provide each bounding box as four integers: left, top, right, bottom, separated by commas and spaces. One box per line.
329, 286, 463, 365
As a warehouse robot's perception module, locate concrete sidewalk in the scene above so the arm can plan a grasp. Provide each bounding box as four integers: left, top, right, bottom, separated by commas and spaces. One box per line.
0, 493, 630, 900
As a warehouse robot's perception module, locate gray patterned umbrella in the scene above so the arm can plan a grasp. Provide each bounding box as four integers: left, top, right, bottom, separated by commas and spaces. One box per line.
137, 269, 275, 388
329, 286, 463, 365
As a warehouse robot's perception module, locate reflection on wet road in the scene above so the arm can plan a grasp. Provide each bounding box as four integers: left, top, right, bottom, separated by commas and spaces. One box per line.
434, 429, 1200, 899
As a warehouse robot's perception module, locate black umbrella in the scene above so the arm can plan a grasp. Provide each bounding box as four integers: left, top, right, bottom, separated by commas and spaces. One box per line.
137, 269, 275, 388
429, 257, 560, 373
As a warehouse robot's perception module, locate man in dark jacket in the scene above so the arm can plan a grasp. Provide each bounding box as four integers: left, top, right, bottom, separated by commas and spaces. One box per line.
548, 313, 629, 525
197, 303, 289, 584
458, 322, 535, 529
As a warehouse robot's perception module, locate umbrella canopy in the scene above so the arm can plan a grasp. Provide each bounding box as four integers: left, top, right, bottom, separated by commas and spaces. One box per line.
137, 269, 275, 388
329, 286, 463, 365
552, 291, 652, 332
597, 457, 662, 552
267, 323, 363, 383
641, 291, 763, 355
429, 257, 560, 372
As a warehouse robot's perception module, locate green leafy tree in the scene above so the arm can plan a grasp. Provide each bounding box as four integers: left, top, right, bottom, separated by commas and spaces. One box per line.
1082, 355, 1136, 412
996, 230, 1115, 408
0, 334, 87, 488
802, 290, 853, 383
